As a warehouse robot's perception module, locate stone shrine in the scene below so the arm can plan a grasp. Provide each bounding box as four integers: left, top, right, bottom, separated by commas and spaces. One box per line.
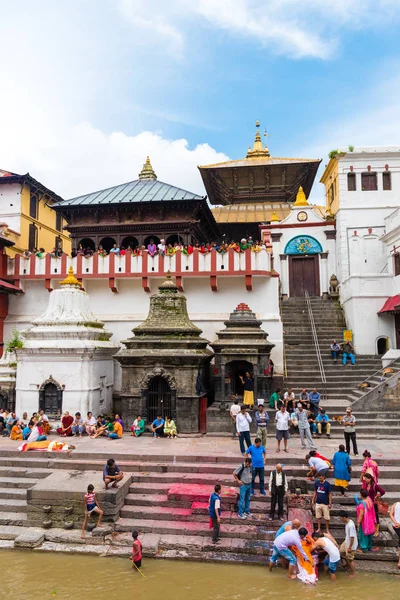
208, 302, 274, 432
15, 267, 119, 417
115, 273, 213, 433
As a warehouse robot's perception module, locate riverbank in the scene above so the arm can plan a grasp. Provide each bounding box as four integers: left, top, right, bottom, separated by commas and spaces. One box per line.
1, 551, 399, 600
0, 433, 399, 575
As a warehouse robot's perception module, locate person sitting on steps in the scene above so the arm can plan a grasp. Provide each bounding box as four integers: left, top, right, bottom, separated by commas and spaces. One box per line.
341, 341, 356, 366
316, 409, 331, 438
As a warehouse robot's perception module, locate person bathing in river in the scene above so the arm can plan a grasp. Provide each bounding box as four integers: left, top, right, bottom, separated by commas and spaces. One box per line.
130, 530, 143, 571
81, 484, 103, 539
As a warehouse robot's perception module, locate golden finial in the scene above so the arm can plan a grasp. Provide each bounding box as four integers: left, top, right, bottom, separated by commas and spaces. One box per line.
138, 156, 157, 180
246, 120, 270, 159
293, 186, 309, 207
60, 266, 82, 287
270, 211, 280, 222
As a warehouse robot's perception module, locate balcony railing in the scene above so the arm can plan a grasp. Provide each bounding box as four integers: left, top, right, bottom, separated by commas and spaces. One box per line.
8, 248, 275, 293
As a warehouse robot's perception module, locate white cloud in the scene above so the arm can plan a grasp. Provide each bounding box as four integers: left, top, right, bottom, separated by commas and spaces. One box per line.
119, 0, 400, 60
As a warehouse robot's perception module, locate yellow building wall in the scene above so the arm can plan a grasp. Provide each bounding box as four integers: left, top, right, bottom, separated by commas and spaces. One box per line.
6, 184, 71, 257
320, 158, 340, 216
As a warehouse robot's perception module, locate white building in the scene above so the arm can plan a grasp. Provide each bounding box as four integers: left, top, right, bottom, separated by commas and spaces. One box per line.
321, 147, 400, 355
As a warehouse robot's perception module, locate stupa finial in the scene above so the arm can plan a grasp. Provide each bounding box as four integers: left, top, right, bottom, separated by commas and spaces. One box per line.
246, 120, 270, 159
138, 156, 157, 180
293, 186, 309, 207
59, 266, 82, 288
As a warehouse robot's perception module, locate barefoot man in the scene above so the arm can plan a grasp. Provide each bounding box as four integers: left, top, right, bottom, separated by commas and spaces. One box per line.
269, 527, 310, 579
103, 458, 124, 490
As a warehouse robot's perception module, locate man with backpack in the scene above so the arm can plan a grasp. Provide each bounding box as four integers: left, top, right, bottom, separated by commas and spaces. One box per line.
233, 457, 252, 519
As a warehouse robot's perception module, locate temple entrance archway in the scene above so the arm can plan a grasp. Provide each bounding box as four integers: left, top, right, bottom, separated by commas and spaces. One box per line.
166, 235, 184, 246
39, 377, 63, 416
121, 236, 139, 250
226, 360, 253, 397
99, 237, 117, 253
143, 235, 161, 248
79, 238, 95, 252
147, 376, 172, 423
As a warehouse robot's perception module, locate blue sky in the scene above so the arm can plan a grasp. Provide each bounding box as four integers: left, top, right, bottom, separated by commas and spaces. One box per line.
1, 0, 400, 203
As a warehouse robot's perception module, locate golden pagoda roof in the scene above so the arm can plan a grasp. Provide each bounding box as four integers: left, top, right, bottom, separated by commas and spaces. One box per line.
211, 202, 327, 224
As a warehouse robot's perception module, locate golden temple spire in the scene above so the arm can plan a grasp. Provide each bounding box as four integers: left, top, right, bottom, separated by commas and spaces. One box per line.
270, 211, 280, 222
138, 156, 157, 180
293, 186, 309, 207
60, 266, 82, 288
246, 120, 270, 159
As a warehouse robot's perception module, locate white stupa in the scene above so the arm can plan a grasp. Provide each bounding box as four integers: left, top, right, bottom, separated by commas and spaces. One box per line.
15, 267, 119, 417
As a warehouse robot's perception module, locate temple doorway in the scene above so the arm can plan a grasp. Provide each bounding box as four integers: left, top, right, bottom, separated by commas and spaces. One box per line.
99, 237, 117, 253
289, 255, 320, 297
226, 360, 253, 396
39, 379, 63, 416
147, 376, 172, 422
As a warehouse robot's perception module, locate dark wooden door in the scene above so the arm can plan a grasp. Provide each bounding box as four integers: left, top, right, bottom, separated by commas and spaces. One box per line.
39, 383, 62, 416
147, 376, 172, 422
289, 256, 320, 297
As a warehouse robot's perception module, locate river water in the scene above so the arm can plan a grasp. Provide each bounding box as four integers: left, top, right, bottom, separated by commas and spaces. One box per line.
2, 551, 399, 600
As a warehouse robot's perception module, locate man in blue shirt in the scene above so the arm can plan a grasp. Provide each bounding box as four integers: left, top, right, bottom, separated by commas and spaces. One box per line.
208, 484, 222, 544
316, 409, 331, 438
151, 415, 165, 438
309, 388, 321, 415
312, 474, 332, 534
245, 437, 266, 495
103, 458, 124, 490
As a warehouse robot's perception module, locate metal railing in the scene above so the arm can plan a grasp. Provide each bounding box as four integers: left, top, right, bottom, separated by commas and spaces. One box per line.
305, 290, 327, 401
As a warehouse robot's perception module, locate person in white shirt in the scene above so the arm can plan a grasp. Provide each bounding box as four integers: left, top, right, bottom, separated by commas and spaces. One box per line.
27, 421, 47, 443
157, 239, 166, 256
236, 406, 252, 455
275, 406, 291, 453
307, 454, 330, 478
310, 531, 340, 581
229, 396, 241, 440
84, 411, 97, 436
339, 510, 358, 577
109, 243, 120, 254
283, 389, 295, 412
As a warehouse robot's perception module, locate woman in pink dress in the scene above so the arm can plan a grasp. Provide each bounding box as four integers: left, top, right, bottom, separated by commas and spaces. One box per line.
355, 488, 376, 552
360, 450, 380, 482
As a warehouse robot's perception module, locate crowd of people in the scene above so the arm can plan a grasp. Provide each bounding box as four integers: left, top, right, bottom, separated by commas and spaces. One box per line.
20, 236, 270, 261
229, 388, 359, 456
0, 409, 178, 442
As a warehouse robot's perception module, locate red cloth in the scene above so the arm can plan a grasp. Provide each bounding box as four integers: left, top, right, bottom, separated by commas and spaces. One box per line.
56, 415, 73, 436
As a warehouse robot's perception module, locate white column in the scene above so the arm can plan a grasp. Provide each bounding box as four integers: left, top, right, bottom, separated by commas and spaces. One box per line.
279, 254, 289, 298
320, 252, 329, 297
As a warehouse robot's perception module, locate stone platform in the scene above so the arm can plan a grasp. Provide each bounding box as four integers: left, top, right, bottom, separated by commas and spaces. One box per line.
0, 434, 399, 574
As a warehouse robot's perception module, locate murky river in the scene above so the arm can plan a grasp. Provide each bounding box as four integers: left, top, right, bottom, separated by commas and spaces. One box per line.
2, 551, 399, 600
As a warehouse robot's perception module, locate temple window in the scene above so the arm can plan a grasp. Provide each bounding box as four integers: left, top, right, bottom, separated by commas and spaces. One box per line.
28, 223, 37, 250
56, 212, 63, 231
361, 172, 377, 191
383, 172, 392, 191
347, 173, 356, 191
30, 193, 38, 219
394, 253, 400, 276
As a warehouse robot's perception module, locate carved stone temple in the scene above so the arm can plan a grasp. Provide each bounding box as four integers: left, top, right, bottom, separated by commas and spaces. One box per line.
115, 273, 213, 433
15, 267, 119, 417
208, 302, 275, 432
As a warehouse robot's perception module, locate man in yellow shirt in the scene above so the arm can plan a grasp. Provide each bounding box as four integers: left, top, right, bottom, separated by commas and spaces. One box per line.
108, 418, 123, 439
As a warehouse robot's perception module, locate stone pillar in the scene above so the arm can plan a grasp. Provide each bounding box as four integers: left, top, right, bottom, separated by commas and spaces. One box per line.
320, 252, 329, 298
279, 254, 289, 299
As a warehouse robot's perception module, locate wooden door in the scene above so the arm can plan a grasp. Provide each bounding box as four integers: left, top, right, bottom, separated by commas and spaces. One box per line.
289, 255, 320, 297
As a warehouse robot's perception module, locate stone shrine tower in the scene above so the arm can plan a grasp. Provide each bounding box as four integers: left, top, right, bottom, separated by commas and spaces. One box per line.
115, 273, 213, 433
208, 302, 274, 432
15, 267, 119, 417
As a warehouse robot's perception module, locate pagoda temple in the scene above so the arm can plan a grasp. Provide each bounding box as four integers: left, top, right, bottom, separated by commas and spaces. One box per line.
199, 122, 322, 240
54, 157, 221, 252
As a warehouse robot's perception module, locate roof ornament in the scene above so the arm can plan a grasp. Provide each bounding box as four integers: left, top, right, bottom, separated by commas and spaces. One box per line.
59, 266, 82, 288
138, 156, 157, 180
270, 211, 280, 222
293, 186, 309, 207
246, 120, 270, 159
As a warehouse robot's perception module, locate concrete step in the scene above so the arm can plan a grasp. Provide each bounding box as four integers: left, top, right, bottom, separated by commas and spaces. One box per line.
0, 512, 28, 526
0, 499, 27, 513
0, 467, 50, 479
0, 477, 38, 489
0, 525, 27, 540
0, 488, 27, 500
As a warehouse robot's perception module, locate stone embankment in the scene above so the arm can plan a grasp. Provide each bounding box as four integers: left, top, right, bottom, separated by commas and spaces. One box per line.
0, 449, 398, 575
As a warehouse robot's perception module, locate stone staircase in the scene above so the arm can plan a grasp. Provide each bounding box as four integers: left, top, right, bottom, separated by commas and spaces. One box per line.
0, 451, 398, 573
281, 296, 400, 437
